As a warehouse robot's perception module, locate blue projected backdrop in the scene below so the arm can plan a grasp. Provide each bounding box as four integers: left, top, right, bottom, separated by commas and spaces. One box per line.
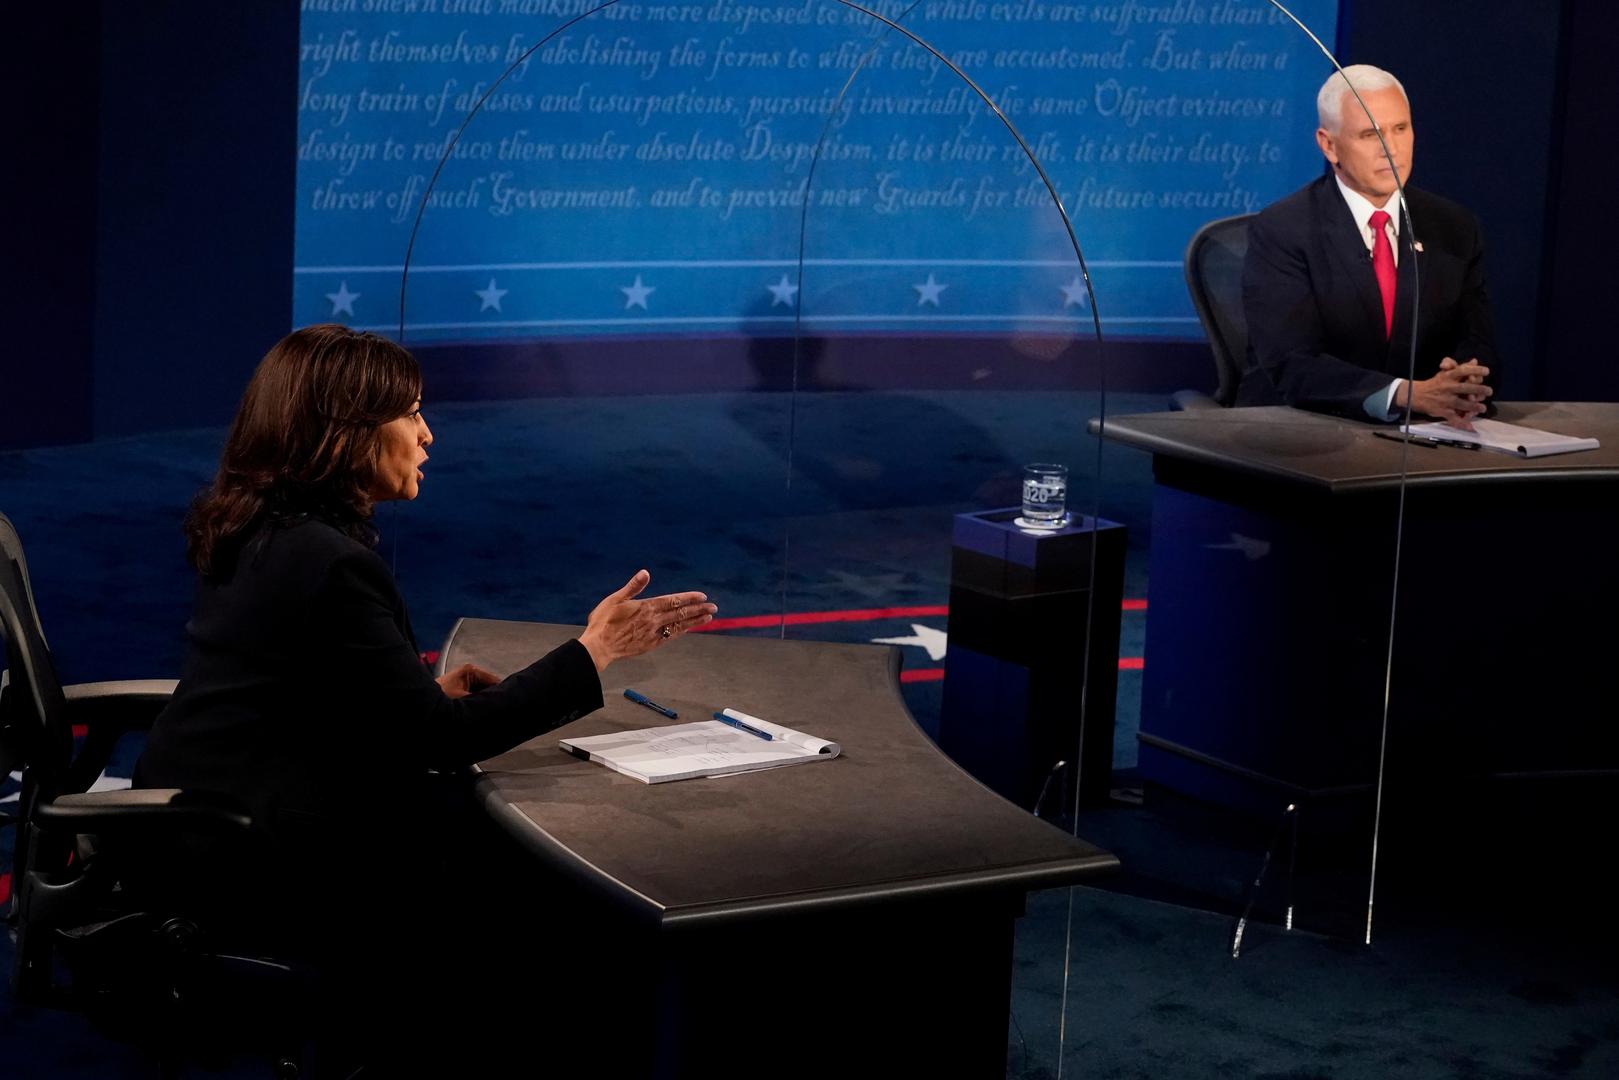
294, 0, 1338, 342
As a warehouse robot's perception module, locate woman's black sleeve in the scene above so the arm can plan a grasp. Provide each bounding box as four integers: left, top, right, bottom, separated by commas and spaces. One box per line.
311, 549, 603, 771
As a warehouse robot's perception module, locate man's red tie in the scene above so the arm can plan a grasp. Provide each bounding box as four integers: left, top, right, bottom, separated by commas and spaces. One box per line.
1369, 209, 1396, 338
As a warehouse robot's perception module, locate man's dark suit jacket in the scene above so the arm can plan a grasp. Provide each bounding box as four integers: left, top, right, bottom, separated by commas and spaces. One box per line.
135, 515, 603, 887
1237, 173, 1500, 418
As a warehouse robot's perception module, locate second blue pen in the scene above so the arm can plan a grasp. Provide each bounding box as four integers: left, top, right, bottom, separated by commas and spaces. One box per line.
713, 711, 774, 741
624, 688, 678, 719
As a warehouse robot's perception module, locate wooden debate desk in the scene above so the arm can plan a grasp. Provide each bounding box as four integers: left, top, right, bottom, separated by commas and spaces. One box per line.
441, 618, 1117, 1079
1092, 402, 1619, 819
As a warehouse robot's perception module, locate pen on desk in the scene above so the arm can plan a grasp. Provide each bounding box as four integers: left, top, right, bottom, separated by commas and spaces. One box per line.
624, 688, 678, 719
1373, 430, 1442, 449
713, 710, 774, 741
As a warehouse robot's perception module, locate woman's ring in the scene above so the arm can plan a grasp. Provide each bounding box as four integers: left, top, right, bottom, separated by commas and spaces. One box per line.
660, 626, 673, 640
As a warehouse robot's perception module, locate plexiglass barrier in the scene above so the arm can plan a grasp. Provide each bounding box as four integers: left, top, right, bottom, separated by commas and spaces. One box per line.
780, 0, 1105, 784
777, 10, 1113, 1072
381, 0, 1114, 1067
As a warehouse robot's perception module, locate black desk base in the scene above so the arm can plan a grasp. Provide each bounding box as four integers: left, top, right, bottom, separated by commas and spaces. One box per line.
466, 816, 1021, 1079
1138, 455, 1619, 815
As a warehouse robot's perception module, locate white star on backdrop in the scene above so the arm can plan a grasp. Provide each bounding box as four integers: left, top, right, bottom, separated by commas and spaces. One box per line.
766, 274, 799, 308
325, 281, 360, 317
1060, 275, 1091, 309
872, 623, 948, 662
620, 275, 656, 310
913, 273, 948, 307
474, 278, 508, 312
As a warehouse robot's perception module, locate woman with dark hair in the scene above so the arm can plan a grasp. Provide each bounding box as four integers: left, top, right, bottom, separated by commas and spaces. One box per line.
134, 324, 714, 1069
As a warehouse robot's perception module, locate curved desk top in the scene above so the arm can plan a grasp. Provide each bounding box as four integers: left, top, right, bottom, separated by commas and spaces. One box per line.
443, 618, 1118, 930
1090, 403, 1619, 494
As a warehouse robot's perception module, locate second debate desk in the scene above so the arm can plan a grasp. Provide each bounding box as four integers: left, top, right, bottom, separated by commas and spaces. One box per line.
1093, 402, 1619, 815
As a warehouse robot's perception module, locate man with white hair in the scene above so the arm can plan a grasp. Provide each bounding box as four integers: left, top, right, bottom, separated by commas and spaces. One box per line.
1237, 64, 1499, 427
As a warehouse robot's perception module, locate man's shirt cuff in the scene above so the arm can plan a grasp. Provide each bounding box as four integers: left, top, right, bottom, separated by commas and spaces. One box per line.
1365, 379, 1403, 421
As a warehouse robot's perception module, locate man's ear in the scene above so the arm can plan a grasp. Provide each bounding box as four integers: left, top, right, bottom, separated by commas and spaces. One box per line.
1314, 127, 1339, 168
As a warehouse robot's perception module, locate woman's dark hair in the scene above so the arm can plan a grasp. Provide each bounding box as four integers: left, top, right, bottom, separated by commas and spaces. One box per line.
186, 324, 423, 576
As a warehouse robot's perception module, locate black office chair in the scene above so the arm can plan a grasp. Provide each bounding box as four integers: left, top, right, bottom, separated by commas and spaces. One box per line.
1, 512, 307, 1075
1175, 213, 1256, 410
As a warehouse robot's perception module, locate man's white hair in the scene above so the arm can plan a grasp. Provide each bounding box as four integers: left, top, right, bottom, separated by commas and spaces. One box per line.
1316, 64, 1408, 132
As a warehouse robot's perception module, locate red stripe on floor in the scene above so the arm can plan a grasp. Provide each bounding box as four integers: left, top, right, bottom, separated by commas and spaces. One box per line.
900, 659, 1141, 683
0, 872, 10, 906
696, 599, 1145, 633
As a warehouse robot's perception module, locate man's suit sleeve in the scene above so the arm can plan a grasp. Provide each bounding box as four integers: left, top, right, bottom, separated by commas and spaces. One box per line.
1450, 210, 1501, 377
1242, 208, 1394, 416
313, 550, 604, 771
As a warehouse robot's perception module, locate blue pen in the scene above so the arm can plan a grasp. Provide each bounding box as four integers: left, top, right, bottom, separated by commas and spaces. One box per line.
713, 710, 774, 741
1373, 430, 1441, 448
624, 688, 678, 719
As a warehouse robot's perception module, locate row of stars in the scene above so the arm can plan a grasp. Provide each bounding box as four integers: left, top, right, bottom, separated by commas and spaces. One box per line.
320, 273, 1094, 317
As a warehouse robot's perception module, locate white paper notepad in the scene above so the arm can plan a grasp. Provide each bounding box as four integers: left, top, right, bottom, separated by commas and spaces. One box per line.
1406, 419, 1600, 458
560, 711, 840, 784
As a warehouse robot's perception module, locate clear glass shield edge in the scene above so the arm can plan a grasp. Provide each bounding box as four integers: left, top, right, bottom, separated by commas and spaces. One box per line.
785, 0, 1110, 781
395, 4, 1116, 1073
1265, 0, 1420, 949
789, 9, 1111, 1073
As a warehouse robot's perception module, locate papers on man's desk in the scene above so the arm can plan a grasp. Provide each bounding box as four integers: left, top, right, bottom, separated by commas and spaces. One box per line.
559, 710, 841, 784
1406, 419, 1600, 458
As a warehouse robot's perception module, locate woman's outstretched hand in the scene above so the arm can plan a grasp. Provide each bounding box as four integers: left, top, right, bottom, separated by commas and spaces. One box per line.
577, 570, 717, 673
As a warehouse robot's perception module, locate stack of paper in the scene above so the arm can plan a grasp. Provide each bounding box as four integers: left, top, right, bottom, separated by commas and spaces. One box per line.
560, 710, 840, 784
1406, 419, 1600, 458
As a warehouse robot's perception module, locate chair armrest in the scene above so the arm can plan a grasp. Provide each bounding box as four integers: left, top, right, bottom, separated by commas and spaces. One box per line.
36, 788, 252, 835
64, 679, 178, 702
1169, 388, 1223, 411
60, 680, 178, 791
62, 679, 178, 732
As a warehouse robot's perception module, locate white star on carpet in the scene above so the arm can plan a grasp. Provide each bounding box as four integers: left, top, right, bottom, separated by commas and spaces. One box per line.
766, 274, 799, 308
325, 280, 360, 317
474, 278, 508, 313
872, 623, 948, 662
3, 769, 128, 804
1205, 533, 1271, 561
1060, 275, 1091, 309
620, 275, 656, 310
913, 273, 948, 307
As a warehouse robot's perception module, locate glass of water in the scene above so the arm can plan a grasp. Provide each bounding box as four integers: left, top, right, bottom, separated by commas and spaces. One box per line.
1018, 463, 1068, 529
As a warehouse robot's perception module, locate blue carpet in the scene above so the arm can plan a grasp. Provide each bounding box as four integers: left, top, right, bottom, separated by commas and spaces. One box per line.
1013, 887, 1619, 1080
6, 390, 1617, 1076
